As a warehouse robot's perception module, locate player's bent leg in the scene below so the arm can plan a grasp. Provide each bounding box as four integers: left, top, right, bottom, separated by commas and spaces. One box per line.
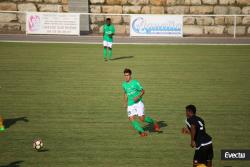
141, 115, 160, 132
129, 116, 147, 137
144, 116, 154, 124
130, 119, 144, 133
128, 115, 135, 121
138, 115, 145, 122
137, 101, 160, 132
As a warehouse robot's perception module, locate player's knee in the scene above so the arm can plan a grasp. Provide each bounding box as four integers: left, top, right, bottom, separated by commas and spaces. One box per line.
139, 116, 145, 122
193, 160, 198, 167
128, 116, 135, 121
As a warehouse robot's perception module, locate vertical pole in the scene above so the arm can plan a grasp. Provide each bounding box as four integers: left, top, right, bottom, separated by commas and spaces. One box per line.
79, 13, 81, 36
233, 15, 236, 39
25, 12, 28, 36
129, 14, 132, 38
182, 15, 184, 38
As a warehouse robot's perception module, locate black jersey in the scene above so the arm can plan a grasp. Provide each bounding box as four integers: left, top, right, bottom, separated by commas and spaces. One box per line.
185, 115, 212, 150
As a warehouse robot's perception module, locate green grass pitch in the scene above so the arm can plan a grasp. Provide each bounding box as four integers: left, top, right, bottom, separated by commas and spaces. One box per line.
0, 42, 250, 167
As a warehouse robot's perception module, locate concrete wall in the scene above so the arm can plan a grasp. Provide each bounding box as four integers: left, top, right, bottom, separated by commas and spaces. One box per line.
89, 0, 250, 36
0, 0, 68, 32
0, 0, 249, 35
68, 0, 89, 32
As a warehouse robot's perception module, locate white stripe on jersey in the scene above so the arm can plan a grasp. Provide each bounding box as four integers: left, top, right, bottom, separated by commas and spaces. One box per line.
195, 141, 213, 150
185, 119, 191, 128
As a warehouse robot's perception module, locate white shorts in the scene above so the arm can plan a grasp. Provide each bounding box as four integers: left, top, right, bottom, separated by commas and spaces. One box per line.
103, 41, 112, 48
127, 101, 144, 117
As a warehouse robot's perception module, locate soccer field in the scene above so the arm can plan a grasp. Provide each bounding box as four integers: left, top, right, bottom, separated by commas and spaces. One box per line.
0, 42, 250, 167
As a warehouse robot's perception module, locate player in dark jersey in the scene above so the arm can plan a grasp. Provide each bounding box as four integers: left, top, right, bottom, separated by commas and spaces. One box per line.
182, 105, 213, 167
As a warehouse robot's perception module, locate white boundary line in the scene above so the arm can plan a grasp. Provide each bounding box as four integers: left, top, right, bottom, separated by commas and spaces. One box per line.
1, 34, 250, 38
2, 34, 250, 39
1, 40, 250, 45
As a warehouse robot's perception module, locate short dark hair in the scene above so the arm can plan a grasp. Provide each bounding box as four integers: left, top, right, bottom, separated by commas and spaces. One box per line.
106, 18, 111, 21
124, 68, 132, 75
186, 104, 196, 114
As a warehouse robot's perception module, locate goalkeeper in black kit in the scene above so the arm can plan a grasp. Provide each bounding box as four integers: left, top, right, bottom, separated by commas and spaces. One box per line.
182, 105, 214, 167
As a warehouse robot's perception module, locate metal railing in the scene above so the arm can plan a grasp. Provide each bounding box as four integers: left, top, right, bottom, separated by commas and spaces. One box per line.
0, 11, 249, 38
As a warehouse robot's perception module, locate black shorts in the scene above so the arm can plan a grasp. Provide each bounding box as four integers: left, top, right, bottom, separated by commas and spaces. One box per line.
194, 144, 214, 165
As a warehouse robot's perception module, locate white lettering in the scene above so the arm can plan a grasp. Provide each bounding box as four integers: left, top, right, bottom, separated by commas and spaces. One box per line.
225, 152, 246, 159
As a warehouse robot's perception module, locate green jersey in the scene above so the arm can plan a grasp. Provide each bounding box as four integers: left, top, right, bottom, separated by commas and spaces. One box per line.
103, 24, 115, 42
122, 80, 143, 106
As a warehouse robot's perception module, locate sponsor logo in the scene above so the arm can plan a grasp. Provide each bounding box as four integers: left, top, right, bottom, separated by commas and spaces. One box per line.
225, 152, 245, 159
221, 150, 250, 160
132, 16, 182, 35
28, 15, 41, 32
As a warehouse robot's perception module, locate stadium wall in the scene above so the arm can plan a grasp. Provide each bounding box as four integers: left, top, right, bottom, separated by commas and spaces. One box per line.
0, 0, 68, 32
89, 0, 250, 36
0, 0, 250, 36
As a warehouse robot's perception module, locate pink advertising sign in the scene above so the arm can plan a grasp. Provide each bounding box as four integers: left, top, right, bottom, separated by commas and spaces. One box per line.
26, 12, 80, 35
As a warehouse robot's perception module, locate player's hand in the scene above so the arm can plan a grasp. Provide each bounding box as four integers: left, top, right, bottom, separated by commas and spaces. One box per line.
108, 34, 113, 37
190, 140, 196, 148
133, 97, 139, 102
181, 127, 190, 134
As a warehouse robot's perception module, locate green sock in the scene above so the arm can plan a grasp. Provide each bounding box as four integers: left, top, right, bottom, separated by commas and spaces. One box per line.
108, 49, 112, 59
144, 116, 155, 124
103, 47, 107, 59
131, 121, 144, 133
0, 126, 5, 131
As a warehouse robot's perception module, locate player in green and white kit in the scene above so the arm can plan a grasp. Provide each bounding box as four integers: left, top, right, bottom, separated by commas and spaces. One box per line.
103, 18, 115, 61
122, 68, 160, 137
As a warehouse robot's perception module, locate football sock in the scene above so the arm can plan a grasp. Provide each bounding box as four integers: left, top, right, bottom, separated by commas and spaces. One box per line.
103, 47, 107, 59
131, 120, 144, 133
108, 49, 112, 59
144, 116, 155, 124
0, 127, 4, 131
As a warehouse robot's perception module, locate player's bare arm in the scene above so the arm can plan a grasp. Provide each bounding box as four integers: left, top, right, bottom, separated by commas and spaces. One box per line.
124, 92, 128, 108
190, 124, 196, 148
134, 89, 145, 102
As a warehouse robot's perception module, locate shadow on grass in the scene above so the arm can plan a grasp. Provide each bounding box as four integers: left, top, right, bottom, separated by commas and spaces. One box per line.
4, 117, 29, 129
0, 160, 24, 167
111, 56, 134, 61
143, 121, 167, 133
38, 149, 49, 152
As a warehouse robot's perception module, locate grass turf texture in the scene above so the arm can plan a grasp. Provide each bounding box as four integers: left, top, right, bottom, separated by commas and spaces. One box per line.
0, 42, 250, 167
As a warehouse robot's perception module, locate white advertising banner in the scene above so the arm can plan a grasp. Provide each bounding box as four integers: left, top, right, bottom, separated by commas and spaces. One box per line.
130, 15, 183, 37
26, 12, 80, 35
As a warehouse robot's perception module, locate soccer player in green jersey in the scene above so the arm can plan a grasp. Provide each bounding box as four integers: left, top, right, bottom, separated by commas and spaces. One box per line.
0, 116, 5, 131
103, 18, 115, 61
122, 68, 160, 137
